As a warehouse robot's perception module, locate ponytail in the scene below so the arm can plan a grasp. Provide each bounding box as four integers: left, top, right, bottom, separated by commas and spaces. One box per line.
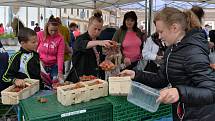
154, 7, 201, 33
89, 9, 103, 25
183, 10, 201, 32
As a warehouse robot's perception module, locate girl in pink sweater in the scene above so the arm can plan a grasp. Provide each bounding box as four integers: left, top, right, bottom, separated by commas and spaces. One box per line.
37, 15, 65, 82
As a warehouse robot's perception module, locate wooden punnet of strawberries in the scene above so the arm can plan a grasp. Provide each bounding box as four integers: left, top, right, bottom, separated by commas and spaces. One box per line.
10, 83, 31, 92
79, 75, 97, 82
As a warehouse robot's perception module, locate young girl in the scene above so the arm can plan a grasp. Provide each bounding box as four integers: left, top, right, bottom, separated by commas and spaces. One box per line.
37, 15, 65, 82
2, 27, 42, 88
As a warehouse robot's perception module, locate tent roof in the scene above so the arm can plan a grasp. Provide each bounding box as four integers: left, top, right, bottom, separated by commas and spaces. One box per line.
172, 0, 215, 4
0, 0, 144, 9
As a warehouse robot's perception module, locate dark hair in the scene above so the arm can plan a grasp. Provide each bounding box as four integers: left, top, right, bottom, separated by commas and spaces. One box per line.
18, 27, 36, 43
191, 6, 204, 23
205, 24, 210, 27
209, 30, 215, 42
154, 7, 201, 32
56, 17, 62, 24
121, 11, 138, 32
89, 9, 103, 24
47, 15, 59, 26
35, 23, 38, 26
69, 22, 77, 28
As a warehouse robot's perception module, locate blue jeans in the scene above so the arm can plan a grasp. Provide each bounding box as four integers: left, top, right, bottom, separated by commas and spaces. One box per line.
44, 64, 58, 80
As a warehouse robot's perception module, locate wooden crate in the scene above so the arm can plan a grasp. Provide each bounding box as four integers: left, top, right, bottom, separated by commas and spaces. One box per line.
1, 79, 39, 105
57, 82, 89, 106
57, 79, 108, 106
83, 79, 108, 100
108, 76, 131, 96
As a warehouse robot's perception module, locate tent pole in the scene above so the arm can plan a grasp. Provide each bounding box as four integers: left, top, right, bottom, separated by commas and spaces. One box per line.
94, 0, 96, 9
4, 7, 6, 27
38, 7, 40, 26
44, 8, 46, 25
59, 8, 62, 18
145, 0, 148, 35
26, 7, 28, 27
18, 15, 19, 35
148, 0, 153, 36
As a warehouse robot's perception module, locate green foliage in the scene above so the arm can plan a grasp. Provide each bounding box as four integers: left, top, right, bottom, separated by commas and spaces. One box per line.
0, 34, 16, 39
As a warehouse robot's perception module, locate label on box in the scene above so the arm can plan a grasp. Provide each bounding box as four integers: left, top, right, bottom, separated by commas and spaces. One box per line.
61, 109, 87, 117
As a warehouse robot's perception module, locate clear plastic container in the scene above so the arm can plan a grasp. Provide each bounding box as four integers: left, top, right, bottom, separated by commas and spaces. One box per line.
127, 81, 160, 112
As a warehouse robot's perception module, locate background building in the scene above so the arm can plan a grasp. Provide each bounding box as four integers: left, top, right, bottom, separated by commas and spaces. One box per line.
0, 6, 116, 33
1, 6, 215, 34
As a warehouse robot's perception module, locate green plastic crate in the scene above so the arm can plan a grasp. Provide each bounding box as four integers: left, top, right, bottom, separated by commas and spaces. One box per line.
20, 94, 113, 121
0, 103, 16, 117
105, 96, 172, 121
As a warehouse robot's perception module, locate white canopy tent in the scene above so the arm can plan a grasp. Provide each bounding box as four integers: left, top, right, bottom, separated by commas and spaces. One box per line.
1, 0, 215, 35
0, 0, 145, 9
172, 0, 215, 4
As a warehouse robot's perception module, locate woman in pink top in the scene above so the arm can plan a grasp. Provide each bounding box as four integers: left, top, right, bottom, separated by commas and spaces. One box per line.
37, 15, 65, 82
0, 23, 5, 35
112, 11, 146, 70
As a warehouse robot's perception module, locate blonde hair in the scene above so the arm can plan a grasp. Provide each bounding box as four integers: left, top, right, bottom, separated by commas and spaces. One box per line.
154, 7, 201, 32
89, 9, 103, 25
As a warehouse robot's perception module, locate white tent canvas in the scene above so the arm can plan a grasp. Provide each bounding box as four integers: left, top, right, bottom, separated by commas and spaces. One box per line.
172, 0, 215, 4
0, 0, 144, 9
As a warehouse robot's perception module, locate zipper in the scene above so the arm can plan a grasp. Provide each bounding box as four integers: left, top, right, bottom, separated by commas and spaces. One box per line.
167, 45, 185, 121
165, 47, 173, 88
46, 41, 49, 59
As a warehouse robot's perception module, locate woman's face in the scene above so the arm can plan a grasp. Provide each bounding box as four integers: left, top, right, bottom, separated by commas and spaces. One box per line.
155, 20, 178, 47
88, 20, 103, 39
48, 24, 58, 36
125, 18, 135, 30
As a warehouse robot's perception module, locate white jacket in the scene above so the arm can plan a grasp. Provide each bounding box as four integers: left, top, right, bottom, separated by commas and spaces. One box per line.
142, 36, 159, 61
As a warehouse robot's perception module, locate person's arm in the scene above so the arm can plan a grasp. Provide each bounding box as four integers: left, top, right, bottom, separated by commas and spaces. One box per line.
86, 40, 111, 49
2, 52, 21, 83
133, 63, 168, 88
57, 37, 65, 77
176, 46, 215, 106
142, 37, 159, 61
112, 31, 119, 41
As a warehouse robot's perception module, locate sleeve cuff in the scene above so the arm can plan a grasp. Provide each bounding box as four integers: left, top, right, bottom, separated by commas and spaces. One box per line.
175, 86, 185, 102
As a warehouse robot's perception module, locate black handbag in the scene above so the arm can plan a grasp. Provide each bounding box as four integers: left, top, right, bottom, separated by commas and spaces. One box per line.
65, 67, 79, 83
144, 60, 158, 73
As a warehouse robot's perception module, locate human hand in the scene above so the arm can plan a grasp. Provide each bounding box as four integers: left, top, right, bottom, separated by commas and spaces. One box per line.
99, 40, 112, 48
70, 48, 73, 55
14, 79, 25, 87
156, 55, 163, 61
209, 42, 214, 49
157, 88, 179, 104
58, 73, 64, 84
119, 70, 135, 79
124, 58, 131, 67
